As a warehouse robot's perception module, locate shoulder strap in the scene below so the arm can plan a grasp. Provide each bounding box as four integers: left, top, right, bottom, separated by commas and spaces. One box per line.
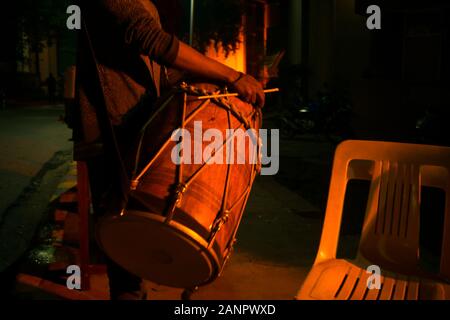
82, 20, 130, 211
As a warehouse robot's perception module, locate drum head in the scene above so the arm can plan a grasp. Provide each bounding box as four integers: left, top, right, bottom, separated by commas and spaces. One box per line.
96, 210, 218, 289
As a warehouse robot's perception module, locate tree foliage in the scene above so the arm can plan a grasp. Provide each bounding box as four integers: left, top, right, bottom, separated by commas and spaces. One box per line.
16, 0, 68, 62
189, 0, 246, 57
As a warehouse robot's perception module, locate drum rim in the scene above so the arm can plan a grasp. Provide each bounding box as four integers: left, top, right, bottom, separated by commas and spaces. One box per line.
95, 209, 224, 287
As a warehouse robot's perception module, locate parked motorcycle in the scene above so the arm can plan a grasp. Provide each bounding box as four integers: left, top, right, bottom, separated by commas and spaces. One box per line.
276, 86, 354, 143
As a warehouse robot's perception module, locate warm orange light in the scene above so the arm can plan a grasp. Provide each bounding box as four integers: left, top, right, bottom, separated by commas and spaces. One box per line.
205, 33, 246, 73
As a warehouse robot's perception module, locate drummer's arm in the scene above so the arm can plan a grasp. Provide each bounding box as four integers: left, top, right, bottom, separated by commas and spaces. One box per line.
171, 42, 265, 108
98, 0, 264, 107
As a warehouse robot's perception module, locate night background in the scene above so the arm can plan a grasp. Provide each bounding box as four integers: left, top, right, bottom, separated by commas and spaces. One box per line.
0, 0, 449, 300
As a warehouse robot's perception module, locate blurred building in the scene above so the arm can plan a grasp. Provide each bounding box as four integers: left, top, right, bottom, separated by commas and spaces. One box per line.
0, 5, 18, 93
0, 1, 76, 100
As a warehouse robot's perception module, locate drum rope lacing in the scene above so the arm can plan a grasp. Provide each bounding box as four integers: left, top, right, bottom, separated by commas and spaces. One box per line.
179, 82, 255, 130
129, 83, 263, 250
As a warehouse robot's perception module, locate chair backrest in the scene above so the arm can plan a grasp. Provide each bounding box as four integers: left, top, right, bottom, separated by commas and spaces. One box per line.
315, 140, 450, 280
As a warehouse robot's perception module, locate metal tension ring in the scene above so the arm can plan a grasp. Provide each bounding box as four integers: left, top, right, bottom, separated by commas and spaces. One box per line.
208, 211, 230, 245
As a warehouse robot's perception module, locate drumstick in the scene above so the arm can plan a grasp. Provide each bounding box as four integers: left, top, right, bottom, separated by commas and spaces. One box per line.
196, 88, 279, 100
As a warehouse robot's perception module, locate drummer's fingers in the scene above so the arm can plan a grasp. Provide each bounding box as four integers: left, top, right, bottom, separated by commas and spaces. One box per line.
256, 90, 265, 109
250, 92, 257, 105
242, 89, 251, 103
253, 81, 264, 107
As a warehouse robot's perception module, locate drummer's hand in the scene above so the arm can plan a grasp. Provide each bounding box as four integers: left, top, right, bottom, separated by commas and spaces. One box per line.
230, 73, 265, 108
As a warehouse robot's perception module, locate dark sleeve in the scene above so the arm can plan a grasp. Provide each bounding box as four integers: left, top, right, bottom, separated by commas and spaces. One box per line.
97, 0, 180, 65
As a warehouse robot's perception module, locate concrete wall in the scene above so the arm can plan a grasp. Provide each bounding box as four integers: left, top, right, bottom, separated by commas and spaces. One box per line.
334, 0, 370, 88
307, 0, 370, 92
305, 0, 415, 140
307, 0, 335, 96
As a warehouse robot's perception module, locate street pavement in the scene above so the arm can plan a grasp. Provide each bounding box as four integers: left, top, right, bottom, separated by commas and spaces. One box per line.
0, 104, 72, 272
0, 105, 72, 216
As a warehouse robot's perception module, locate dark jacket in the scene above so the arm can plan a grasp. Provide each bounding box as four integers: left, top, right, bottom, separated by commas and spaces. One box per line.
75, 0, 179, 147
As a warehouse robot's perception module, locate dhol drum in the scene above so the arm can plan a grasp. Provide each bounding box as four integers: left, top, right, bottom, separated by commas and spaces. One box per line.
97, 83, 262, 289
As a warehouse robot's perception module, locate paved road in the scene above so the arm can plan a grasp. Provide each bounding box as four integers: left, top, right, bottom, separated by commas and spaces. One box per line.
0, 105, 72, 273
0, 105, 72, 216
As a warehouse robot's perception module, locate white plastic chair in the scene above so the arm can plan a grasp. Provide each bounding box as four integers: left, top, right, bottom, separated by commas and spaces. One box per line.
296, 140, 450, 300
